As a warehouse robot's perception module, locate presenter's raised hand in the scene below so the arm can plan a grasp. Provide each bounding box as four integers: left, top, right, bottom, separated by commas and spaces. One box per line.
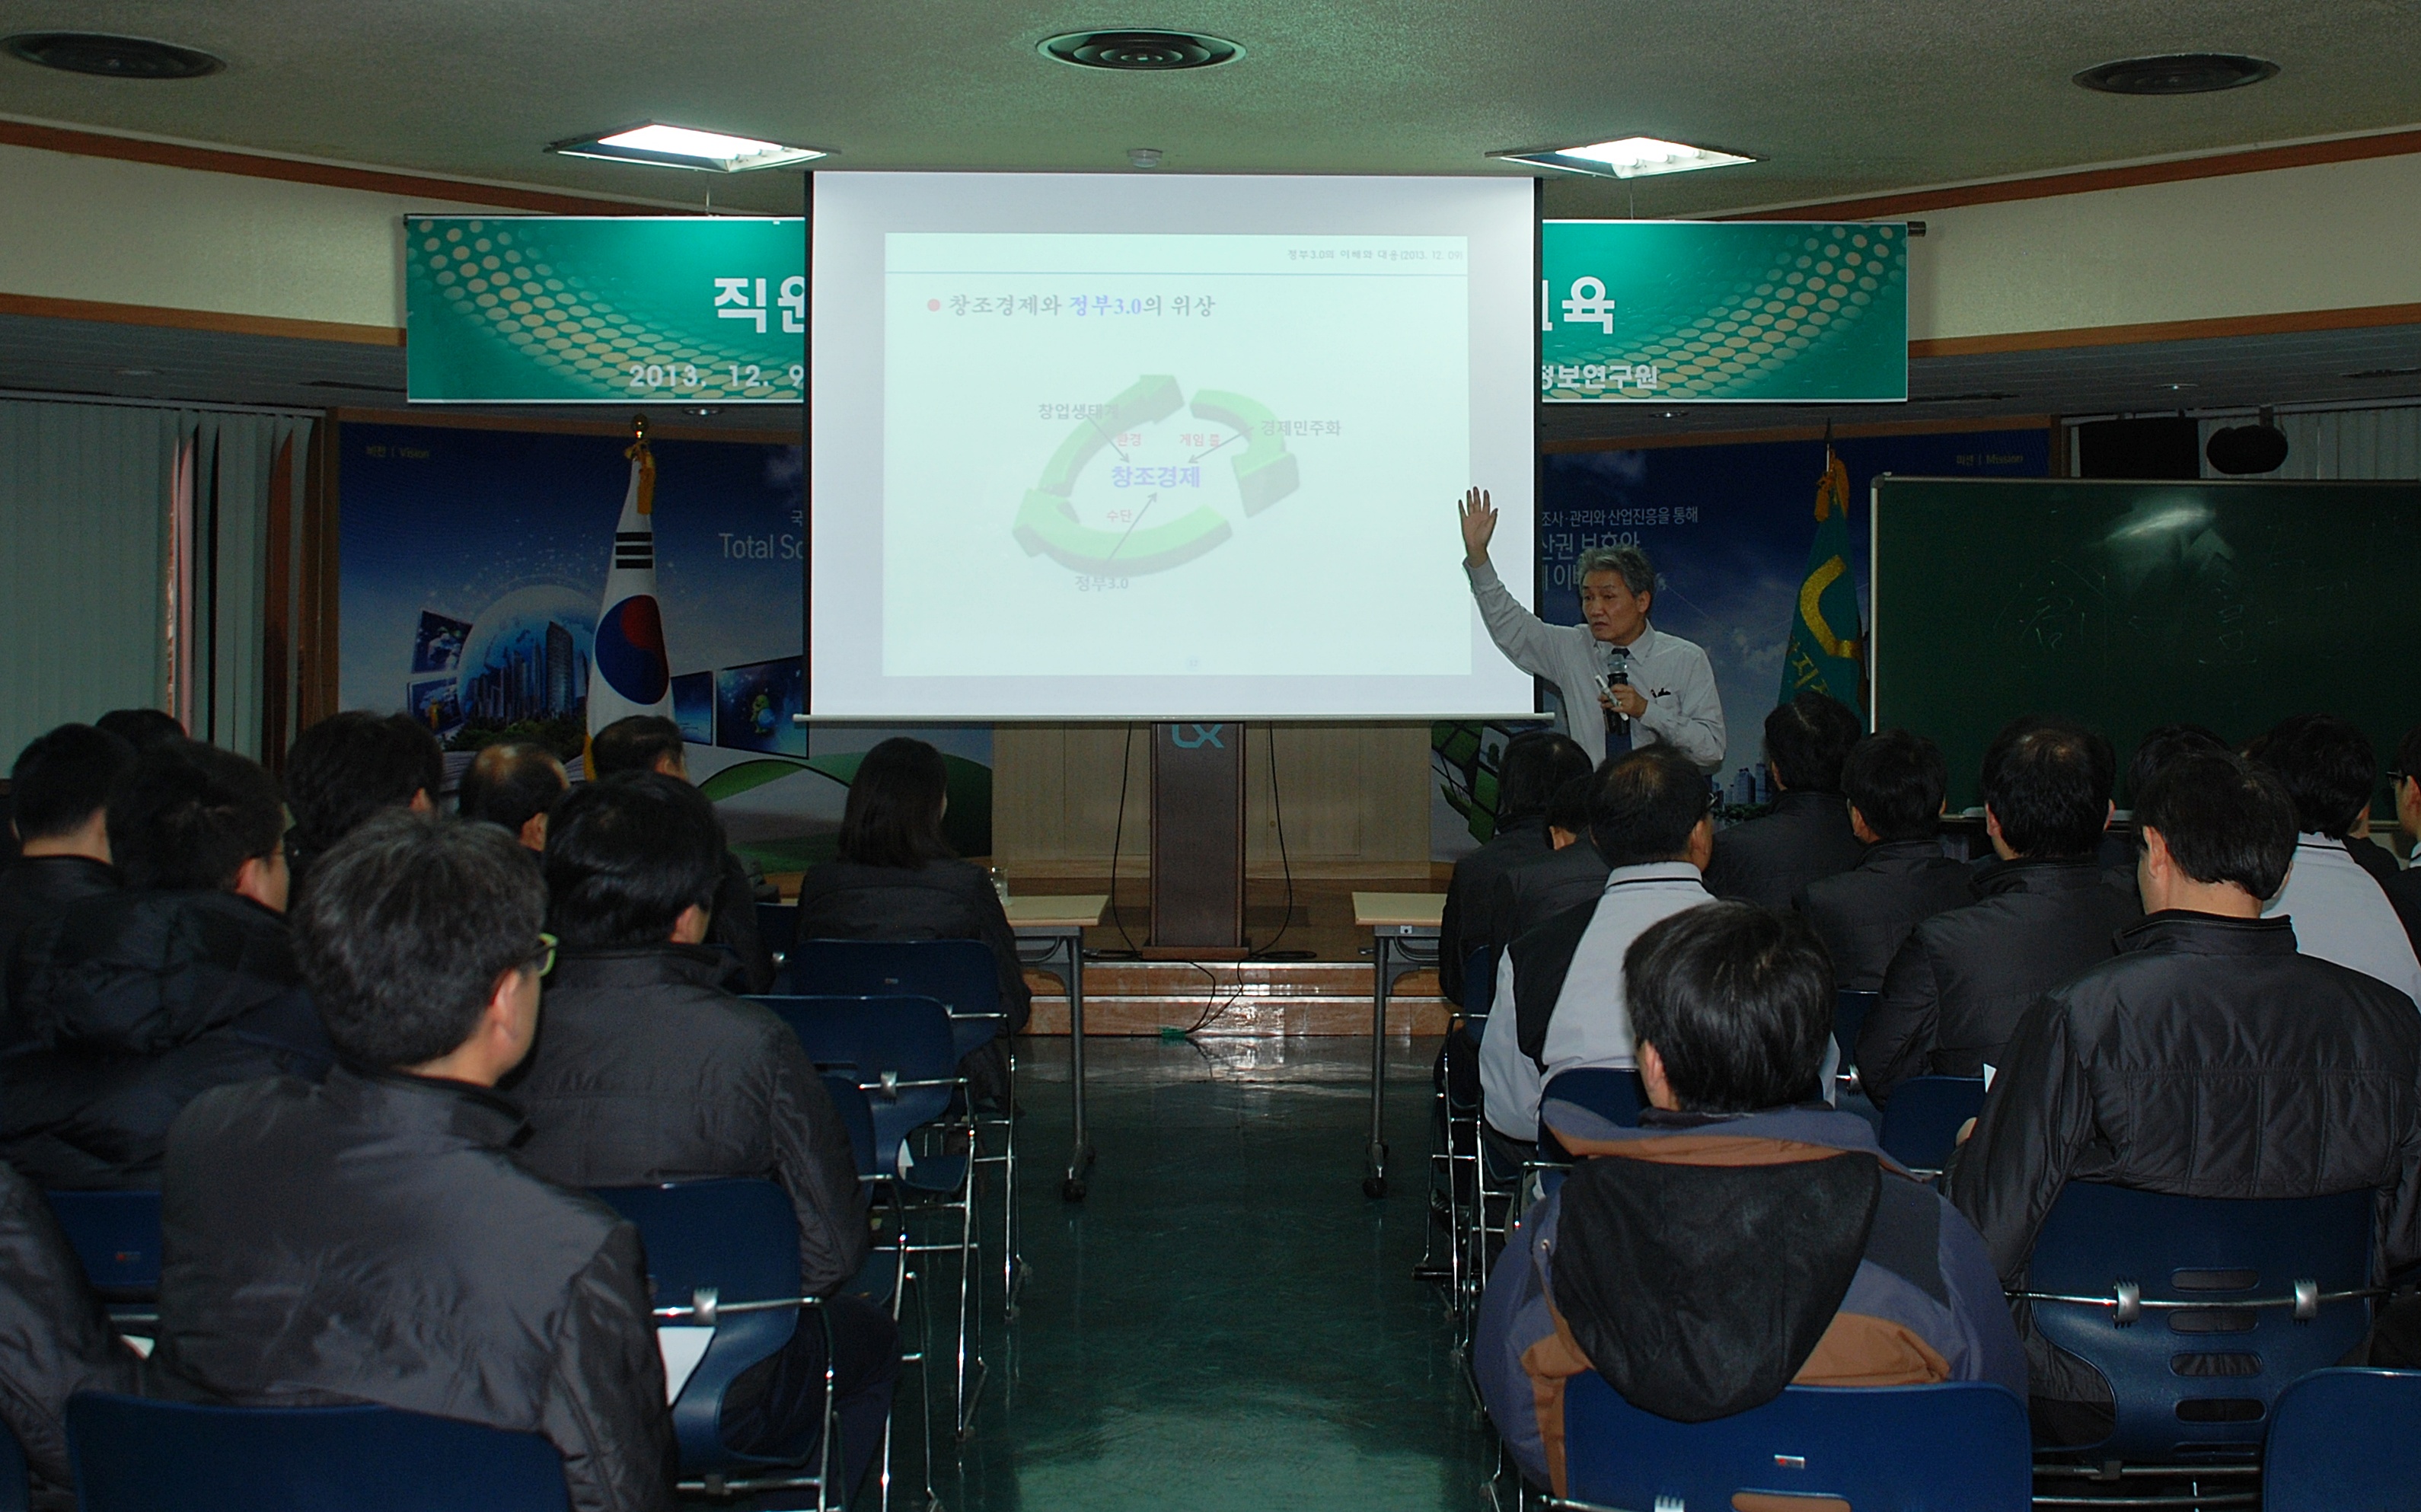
1458, 487, 1498, 568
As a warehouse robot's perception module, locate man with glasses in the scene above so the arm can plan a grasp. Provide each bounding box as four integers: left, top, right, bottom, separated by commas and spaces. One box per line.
1479, 748, 1718, 1153
154, 810, 674, 1512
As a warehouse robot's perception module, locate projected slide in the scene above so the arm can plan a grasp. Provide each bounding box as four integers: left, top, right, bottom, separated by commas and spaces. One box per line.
814, 174, 1535, 719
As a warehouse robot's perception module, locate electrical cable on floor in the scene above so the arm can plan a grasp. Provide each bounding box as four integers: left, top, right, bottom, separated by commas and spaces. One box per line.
1099, 723, 1141, 959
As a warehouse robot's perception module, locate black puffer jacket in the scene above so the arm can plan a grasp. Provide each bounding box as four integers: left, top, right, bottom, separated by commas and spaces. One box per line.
0, 857, 119, 1019
155, 1066, 673, 1512
1705, 790, 1864, 912
1437, 822, 1552, 1003
1859, 858, 2140, 1103
1947, 912, 2421, 1404
1488, 841, 1612, 950
793, 859, 1031, 1030
0, 1160, 140, 1503
506, 945, 869, 1294
1797, 840, 1975, 993
2, 890, 332, 1188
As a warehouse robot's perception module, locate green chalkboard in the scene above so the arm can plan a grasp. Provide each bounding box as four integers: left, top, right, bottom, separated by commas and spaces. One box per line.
1871, 477, 2421, 812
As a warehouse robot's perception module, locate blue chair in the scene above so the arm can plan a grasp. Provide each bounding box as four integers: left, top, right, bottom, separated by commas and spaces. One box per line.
786, 939, 1019, 1321
65, 1393, 568, 1512
2262, 1368, 2421, 1511
42, 1190, 160, 1303
1536, 1067, 1647, 1166
2014, 1183, 2378, 1466
0, 1421, 23, 1512
1877, 1074, 1985, 1175
760, 994, 982, 1439
1561, 1373, 2031, 1510
758, 902, 801, 969
592, 1179, 849, 1505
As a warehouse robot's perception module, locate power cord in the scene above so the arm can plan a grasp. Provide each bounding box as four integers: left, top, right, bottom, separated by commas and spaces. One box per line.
1101, 722, 1142, 958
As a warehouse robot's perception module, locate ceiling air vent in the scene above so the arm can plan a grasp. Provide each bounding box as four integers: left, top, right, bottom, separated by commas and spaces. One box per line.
2, 31, 225, 78
2075, 53, 2277, 95
1040, 30, 1241, 71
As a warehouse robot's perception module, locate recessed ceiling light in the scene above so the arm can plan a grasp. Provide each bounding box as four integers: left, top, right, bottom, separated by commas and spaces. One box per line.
547, 123, 826, 173
2075, 53, 2278, 95
1491, 136, 1759, 179
1040, 30, 1241, 71
2, 30, 224, 78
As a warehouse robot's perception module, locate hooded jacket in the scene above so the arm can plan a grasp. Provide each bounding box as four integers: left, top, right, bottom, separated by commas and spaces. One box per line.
1946, 911, 2421, 1405
155, 1065, 673, 1512
1796, 839, 1975, 994
1477, 1102, 2022, 1494
1, 889, 331, 1188
0, 1160, 141, 1504
1859, 857, 2140, 1104
506, 944, 869, 1295
1703, 790, 1866, 912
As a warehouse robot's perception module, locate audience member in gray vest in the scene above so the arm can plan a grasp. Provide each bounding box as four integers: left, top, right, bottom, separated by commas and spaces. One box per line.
1797, 729, 1972, 992
2247, 713, 2421, 1003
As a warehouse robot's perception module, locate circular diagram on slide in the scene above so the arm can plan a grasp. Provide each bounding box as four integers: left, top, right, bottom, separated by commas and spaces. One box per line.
1012, 375, 1300, 576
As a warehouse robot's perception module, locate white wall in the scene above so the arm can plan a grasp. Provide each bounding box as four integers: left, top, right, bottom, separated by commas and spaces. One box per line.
1904, 152, 2421, 343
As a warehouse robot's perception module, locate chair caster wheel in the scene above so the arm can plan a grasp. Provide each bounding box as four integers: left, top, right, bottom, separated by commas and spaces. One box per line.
1364, 1175, 1387, 1198
1061, 1178, 1086, 1201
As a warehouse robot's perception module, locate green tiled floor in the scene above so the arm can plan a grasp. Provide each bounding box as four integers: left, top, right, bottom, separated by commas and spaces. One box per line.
921, 1036, 1491, 1511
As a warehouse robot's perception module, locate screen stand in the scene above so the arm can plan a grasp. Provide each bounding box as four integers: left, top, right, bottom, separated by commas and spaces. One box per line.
1146, 723, 1247, 959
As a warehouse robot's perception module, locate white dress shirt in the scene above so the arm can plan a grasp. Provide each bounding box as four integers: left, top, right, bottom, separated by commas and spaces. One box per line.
2263, 834, 2421, 1006
1479, 862, 1713, 1141
1463, 560, 1726, 770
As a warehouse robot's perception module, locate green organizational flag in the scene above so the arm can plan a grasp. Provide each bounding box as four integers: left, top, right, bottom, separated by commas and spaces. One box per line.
1781, 449, 1867, 713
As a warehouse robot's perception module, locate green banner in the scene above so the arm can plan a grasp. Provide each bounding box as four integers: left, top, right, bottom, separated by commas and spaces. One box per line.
405, 216, 803, 404
1539, 221, 1906, 404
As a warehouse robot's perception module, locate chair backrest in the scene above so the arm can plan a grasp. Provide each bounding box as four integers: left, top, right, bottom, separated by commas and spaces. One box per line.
42, 1190, 161, 1302
0, 1418, 23, 1512
755, 902, 799, 965
820, 1073, 880, 1182
2260, 1368, 2421, 1512
2024, 1182, 2377, 1463
589, 1179, 807, 1474
66, 1393, 569, 1512
1461, 947, 1495, 1016
1833, 988, 1878, 1073
1877, 1075, 1985, 1174
1561, 1374, 2030, 1512
1540, 1067, 1644, 1131
752, 994, 960, 1173
786, 937, 1000, 1026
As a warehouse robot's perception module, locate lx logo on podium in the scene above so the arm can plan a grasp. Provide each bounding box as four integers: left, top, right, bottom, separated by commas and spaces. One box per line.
1169, 724, 1227, 750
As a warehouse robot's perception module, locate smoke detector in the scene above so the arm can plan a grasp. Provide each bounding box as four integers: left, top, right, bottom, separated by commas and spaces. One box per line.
2, 31, 225, 78
2075, 53, 2278, 95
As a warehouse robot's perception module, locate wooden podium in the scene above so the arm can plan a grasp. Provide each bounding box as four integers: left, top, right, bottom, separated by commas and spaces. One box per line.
1148, 723, 1246, 956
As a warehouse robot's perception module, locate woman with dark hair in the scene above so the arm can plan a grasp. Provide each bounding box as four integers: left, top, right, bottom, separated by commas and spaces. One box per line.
794, 738, 1030, 1099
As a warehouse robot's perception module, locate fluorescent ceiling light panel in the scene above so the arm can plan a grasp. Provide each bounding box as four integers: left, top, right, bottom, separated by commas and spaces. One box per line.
550, 122, 827, 173
1494, 136, 1759, 179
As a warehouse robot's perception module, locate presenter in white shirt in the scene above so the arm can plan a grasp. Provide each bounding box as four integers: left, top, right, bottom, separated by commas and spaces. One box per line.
1456, 487, 1725, 770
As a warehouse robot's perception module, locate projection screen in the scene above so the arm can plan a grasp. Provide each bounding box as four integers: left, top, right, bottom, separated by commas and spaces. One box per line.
809, 172, 1536, 719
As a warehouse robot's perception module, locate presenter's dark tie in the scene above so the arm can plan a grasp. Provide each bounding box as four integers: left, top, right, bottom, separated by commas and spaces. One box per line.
1603, 647, 1632, 756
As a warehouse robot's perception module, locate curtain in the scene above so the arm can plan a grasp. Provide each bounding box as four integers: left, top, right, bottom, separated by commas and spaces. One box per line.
0, 398, 314, 764
2199, 405, 2421, 481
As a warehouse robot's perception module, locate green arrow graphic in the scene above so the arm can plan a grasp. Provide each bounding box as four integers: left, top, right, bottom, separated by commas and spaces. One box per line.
1188, 390, 1300, 516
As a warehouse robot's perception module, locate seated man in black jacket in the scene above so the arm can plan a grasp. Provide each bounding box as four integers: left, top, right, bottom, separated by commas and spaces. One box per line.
1797, 729, 1972, 992
1, 724, 136, 1014
155, 812, 671, 1512
4, 740, 329, 1188
1704, 691, 1864, 910
0, 1158, 142, 1507
1486, 774, 1613, 945
1859, 716, 2139, 1105
457, 740, 568, 853
512, 774, 895, 1494
591, 716, 774, 993
1437, 731, 1593, 1003
1947, 751, 2421, 1443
